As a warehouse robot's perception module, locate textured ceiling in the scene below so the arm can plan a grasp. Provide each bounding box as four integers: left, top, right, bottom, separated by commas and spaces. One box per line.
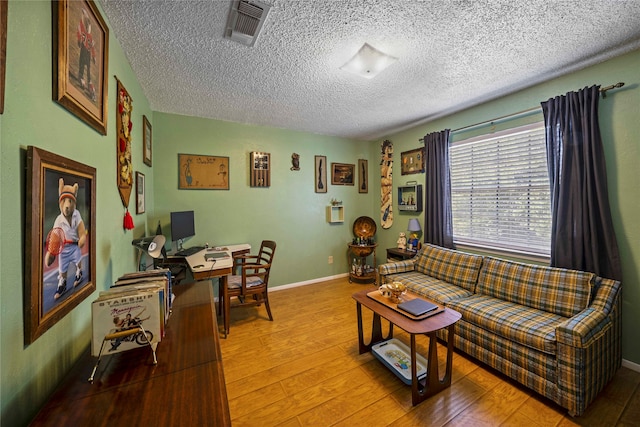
99, 0, 640, 141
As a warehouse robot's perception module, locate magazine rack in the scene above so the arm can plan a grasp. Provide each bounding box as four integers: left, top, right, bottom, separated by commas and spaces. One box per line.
88, 325, 158, 383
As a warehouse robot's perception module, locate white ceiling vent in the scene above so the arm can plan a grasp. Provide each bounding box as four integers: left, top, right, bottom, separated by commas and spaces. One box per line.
225, 0, 271, 47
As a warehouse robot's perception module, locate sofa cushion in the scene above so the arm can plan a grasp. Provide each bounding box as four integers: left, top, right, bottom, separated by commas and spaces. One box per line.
449, 319, 557, 383
476, 257, 594, 318
385, 271, 473, 304
413, 244, 484, 292
447, 295, 566, 355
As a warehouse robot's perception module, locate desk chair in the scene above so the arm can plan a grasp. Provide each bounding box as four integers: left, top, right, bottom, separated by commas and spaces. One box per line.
218, 240, 276, 337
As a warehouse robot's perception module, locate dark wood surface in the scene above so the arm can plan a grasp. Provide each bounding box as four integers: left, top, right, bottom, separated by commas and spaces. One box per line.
386, 247, 418, 261
352, 287, 461, 335
29, 281, 231, 426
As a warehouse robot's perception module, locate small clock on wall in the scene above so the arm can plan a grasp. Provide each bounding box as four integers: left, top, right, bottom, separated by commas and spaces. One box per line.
250, 152, 270, 187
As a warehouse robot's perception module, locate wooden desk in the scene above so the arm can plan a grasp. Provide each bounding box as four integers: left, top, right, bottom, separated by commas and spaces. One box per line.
29, 281, 231, 426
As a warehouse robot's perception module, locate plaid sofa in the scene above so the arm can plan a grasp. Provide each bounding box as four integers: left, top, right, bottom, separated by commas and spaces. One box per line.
379, 244, 622, 416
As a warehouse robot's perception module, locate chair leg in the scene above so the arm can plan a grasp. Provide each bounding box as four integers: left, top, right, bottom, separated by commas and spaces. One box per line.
222, 277, 231, 337
263, 290, 273, 321
217, 280, 223, 317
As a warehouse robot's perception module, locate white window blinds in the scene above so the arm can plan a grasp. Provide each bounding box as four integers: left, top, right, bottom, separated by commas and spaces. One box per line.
450, 122, 551, 256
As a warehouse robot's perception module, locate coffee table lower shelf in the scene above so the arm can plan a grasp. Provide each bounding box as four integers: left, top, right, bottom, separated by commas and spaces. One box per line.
371, 339, 429, 385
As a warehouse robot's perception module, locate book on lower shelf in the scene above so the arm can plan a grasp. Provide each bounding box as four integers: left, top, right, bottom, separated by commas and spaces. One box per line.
91, 281, 164, 357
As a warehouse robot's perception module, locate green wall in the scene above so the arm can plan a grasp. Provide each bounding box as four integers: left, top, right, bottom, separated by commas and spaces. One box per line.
2, 1, 639, 426
152, 113, 374, 286
1, 2, 155, 425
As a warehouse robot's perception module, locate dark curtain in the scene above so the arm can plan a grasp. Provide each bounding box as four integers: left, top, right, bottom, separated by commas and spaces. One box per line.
423, 129, 454, 249
541, 85, 622, 280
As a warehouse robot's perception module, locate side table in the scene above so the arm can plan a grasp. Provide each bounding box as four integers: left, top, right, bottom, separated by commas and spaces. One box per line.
386, 247, 418, 261
352, 288, 461, 406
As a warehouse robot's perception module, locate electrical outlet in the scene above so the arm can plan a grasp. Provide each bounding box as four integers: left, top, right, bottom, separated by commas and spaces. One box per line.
328, 256, 334, 264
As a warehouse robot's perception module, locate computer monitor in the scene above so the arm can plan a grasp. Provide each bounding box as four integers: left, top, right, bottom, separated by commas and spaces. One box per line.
170, 210, 195, 243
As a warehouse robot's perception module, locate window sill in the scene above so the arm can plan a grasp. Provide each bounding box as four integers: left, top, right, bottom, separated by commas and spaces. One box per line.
453, 242, 550, 265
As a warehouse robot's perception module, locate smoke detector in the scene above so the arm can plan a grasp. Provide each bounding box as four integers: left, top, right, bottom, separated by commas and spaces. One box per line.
225, 0, 271, 47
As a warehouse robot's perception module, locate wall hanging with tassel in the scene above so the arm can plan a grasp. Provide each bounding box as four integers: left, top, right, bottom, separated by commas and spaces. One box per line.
115, 76, 134, 230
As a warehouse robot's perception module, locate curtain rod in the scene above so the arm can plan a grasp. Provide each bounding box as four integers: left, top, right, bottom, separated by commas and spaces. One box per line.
419, 82, 625, 141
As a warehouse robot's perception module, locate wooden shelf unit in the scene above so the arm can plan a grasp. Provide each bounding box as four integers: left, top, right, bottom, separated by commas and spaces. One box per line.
29, 281, 230, 426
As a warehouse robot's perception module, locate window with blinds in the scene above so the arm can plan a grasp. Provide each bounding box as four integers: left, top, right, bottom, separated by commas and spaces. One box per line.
450, 122, 551, 257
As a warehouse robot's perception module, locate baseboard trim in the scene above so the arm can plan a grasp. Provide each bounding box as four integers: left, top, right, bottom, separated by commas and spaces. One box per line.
622, 359, 640, 372
270, 273, 349, 292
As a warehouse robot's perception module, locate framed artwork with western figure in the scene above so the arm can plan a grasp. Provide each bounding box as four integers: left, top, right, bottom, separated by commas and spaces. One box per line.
178, 153, 229, 190
53, 0, 109, 135
331, 162, 355, 185
400, 147, 425, 175
25, 146, 96, 344
143, 115, 152, 166
315, 155, 327, 193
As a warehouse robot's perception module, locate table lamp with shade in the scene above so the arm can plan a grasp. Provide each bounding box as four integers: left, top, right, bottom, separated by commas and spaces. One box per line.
131, 235, 166, 271
407, 219, 422, 251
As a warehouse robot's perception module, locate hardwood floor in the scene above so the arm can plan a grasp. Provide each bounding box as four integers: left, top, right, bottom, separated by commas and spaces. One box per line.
218, 277, 640, 426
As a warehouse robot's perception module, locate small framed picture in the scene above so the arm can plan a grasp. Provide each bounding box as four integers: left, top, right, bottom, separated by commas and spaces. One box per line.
143, 115, 152, 166
400, 147, 425, 175
331, 163, 355, 186
315, 155, 327, 193
358, 159, 368, 193
250, 152, 270, 187
136, 172, 145, 214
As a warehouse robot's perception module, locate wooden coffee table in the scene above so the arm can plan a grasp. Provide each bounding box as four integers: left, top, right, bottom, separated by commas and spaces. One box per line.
352, 287, 462, 406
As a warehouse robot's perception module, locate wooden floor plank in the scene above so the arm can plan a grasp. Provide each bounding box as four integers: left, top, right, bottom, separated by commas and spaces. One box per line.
219, 278, 640, 426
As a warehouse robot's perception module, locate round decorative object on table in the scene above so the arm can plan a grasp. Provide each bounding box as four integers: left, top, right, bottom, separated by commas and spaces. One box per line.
353, 216, 376, 238
387, 282, 407, 303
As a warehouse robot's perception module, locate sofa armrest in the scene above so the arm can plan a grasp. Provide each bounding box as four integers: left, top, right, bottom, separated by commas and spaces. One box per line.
378, 260, 415, 277
555, 279, 621, 416
556, 307, 609, 348
556, 276, 621, 348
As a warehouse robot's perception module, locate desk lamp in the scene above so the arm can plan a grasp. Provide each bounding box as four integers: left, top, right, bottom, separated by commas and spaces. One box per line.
407, 219, 422, 251
132, 235, 166, 271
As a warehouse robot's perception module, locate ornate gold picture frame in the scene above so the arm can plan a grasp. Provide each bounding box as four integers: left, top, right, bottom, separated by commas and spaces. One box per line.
52, 0, 109, 134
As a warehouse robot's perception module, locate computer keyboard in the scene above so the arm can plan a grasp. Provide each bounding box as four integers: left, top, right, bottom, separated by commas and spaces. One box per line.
175, 246, 205, 257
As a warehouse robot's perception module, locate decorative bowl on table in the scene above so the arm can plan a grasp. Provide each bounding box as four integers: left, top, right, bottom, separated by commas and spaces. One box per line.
353, 216, 377, 239
388, 282, 406, 303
